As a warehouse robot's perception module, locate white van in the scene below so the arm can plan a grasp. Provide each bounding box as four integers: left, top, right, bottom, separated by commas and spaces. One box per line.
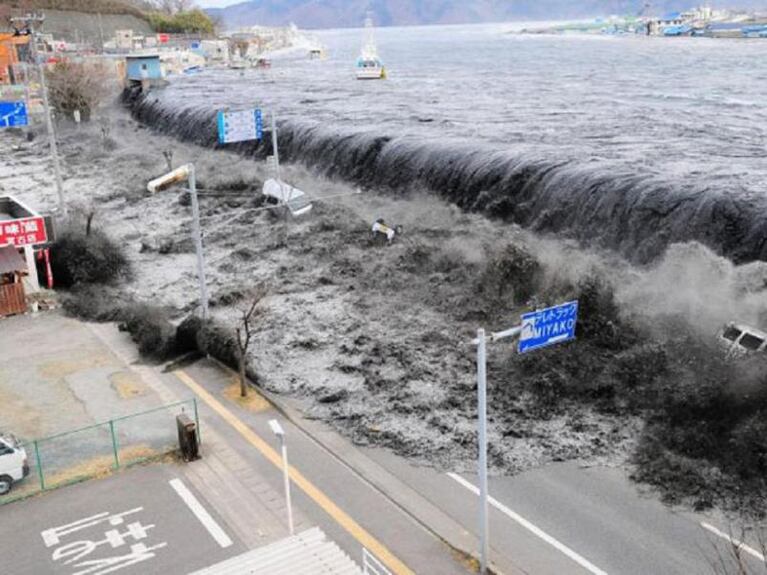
262, 178, 313, 217
719, 323, 767, 356
0, 433, 29, 495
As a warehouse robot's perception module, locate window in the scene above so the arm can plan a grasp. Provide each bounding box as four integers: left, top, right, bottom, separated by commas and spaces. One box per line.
739, 333, 764, 351
722, 326, 742, 342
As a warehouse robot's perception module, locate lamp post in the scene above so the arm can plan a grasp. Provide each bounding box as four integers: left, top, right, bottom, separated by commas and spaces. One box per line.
471, 301, 578, 574
472, 324, 523, 575
147, 163, 209, 319
269, 418, 294, 535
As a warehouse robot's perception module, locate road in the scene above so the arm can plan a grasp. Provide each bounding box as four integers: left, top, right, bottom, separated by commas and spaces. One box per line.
362, 448, 767, 574
1, 465, 243, 575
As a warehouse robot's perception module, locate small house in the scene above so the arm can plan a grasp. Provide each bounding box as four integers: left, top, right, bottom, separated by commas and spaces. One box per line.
125, 54, 163, 84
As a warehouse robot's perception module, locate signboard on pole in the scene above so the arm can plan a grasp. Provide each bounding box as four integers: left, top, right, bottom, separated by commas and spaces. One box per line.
518, 300, 578, 354
0, 216, 48, 247
0, 101, 28, 128
217, 108, 263, 144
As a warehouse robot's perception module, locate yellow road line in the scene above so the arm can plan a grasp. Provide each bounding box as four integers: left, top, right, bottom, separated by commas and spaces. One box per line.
174, 369, 414, 575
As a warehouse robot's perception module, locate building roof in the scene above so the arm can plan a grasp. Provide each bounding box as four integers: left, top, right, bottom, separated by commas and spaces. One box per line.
0, 246, 26, 275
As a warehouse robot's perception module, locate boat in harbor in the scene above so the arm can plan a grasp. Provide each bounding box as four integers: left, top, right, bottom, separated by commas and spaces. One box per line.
355, 16, 386, 80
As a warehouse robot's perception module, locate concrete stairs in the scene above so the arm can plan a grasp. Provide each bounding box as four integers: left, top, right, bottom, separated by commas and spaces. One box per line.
189, 526, 363, 575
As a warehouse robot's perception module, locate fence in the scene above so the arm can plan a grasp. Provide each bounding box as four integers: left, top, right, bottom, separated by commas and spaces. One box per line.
1, 399, 199, 505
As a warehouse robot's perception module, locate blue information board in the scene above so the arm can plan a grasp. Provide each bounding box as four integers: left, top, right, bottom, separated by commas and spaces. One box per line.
217, 108, 262, 144
0, 101, 28, 128
518, 300, 578, 354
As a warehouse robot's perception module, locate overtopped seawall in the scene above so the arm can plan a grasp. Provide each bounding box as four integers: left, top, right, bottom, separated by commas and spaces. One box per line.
126, 89, 767, 266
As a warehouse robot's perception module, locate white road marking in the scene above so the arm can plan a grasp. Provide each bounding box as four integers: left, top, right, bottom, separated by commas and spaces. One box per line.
701, 522, 766, 562
447, 472, 608, 575
169, 478, 233, 548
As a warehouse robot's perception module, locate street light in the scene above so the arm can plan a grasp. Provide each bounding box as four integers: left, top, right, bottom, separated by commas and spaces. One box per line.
268, 418, 294, 535
147, 163, 209, 319
472, 324, 523, 575
470, 301, 578, 575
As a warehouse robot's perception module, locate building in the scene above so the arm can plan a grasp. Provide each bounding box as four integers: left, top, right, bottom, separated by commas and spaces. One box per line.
115, 29, 133, 51
160, 50, 206, 76
0, 246, 28, 317
125, 54, 164, 87
648, 12, 685, 35
0, 34, 30, 85
200, 40, 230, 64
0, 195, 49, 317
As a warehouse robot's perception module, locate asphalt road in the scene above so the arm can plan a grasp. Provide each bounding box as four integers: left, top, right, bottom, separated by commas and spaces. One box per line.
363, 448, 767, 575
0, 465, 244, 575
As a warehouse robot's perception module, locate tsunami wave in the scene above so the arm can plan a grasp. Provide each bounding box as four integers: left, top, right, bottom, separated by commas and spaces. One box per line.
127, 91, 767, 265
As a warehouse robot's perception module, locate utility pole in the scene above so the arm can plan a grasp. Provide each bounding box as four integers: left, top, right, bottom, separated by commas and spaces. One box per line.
147, 164, 210, 320
11, 12, 67, 217
271, 111, 292, 245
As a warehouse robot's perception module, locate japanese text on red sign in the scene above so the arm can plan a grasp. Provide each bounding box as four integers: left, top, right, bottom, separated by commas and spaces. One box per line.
0, 216, 47, 247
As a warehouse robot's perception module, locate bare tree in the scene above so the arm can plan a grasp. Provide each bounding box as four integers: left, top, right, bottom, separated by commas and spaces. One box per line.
235, 286, 267, 398
151, 0, 195, 14
46, 60, 115, 122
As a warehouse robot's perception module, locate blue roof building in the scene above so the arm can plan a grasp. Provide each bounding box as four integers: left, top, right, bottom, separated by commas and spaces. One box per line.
125, 54, 163, 83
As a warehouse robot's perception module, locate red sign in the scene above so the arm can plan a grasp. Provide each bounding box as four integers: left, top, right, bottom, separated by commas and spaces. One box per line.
0, 216, 47, 247
158, 34, 169, 44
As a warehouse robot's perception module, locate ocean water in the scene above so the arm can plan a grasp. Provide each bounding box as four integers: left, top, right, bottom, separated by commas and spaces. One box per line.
132, 24, 767, 263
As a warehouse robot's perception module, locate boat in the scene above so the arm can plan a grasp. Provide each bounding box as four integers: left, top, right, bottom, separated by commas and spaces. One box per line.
355, 16, 386, 80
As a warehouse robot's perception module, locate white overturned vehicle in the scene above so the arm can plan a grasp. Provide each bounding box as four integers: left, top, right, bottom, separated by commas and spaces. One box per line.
719, 323, 767, 357
0, 432, 29, 495
262, 179, 313, 217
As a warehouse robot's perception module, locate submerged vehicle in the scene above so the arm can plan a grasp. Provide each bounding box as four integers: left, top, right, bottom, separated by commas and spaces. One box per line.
0, 432, 28, 495
262, 178, 313, 216
356, 16, 386, 80
719, 322, 767, 356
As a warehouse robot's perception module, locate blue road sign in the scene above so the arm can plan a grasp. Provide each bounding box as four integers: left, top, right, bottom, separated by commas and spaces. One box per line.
518, 300, 578, 354
0, 101, 28, 128
217, 108, 262, 144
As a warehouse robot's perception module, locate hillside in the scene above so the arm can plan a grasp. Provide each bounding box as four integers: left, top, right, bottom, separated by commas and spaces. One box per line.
208, 0, 767, 29
0, 0, 150, 19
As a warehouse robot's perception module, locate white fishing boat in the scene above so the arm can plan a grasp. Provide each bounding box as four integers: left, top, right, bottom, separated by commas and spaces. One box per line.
356, 16, 386, 80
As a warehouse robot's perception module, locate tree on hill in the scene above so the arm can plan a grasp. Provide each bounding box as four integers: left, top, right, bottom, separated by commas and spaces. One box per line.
147, 8, 214, 34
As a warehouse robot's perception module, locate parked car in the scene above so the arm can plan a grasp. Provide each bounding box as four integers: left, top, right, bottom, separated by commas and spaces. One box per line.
0, 433, 29, 495
718, 323, 767, 356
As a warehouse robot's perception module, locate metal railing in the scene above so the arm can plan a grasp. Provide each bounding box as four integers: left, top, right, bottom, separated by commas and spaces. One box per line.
362, 548, 392, 575
1, 399, 199, 505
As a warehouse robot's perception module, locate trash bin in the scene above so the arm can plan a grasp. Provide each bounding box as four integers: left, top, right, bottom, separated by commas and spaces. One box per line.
177, 413, 200, 462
